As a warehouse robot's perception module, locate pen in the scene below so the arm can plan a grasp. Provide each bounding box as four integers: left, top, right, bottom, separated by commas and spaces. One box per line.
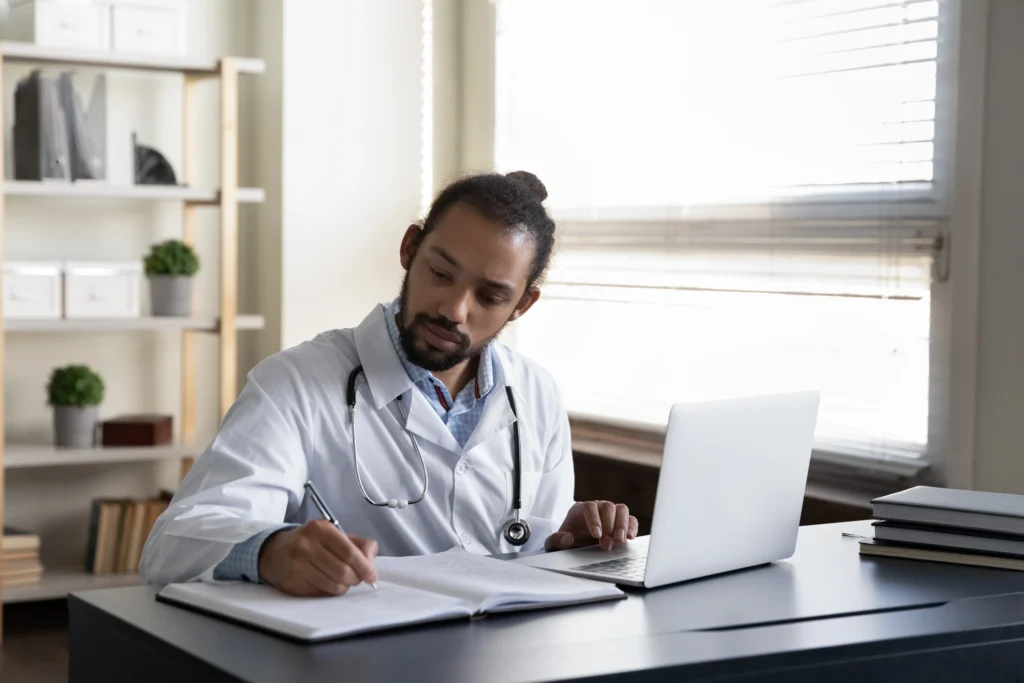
304, 480, 378, 590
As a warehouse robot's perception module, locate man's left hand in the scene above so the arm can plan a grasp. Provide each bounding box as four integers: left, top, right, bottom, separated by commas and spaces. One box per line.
544, 500, 639, 551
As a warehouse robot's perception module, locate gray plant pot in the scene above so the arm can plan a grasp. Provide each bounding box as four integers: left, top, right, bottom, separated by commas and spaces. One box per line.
54, 405, 98, 448
150, 275, 193, 317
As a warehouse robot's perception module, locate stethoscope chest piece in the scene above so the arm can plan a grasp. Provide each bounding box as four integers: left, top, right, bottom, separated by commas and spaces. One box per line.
502, 513, 531, 546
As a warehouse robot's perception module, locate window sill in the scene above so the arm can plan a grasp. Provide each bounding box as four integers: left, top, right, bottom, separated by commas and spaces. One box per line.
569, 419, 922, 509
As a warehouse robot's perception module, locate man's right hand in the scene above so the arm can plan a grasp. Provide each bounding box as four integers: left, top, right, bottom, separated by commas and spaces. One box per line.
257, 520, 379, 596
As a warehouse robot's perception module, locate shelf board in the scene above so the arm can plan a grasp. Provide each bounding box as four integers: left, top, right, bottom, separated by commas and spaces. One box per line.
2, 566, 141, 604
5, 314, 265, 333
4, 442, 204, 469
4, 180, 265, 204
0, 40, 265, 75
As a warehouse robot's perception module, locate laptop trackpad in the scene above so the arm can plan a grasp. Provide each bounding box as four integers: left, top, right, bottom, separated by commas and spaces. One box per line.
513, 535, 651, 571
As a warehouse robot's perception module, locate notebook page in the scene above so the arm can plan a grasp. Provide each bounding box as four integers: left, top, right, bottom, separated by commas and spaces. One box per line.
157, 580, 473, 641
376, 548, 622, 612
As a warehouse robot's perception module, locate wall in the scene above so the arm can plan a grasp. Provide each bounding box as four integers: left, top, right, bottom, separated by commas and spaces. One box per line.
240, 0, 283, 374
273, 0, 426, 350
3, 0, 258, 569
971, 0, 1024, 492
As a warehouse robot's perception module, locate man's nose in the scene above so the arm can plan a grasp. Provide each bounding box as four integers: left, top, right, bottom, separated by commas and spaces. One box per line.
439, 289, 472, 325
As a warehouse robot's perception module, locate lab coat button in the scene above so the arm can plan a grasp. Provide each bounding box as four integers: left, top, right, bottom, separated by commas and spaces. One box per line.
460, 532, 472, 545
455, 461, 468, 474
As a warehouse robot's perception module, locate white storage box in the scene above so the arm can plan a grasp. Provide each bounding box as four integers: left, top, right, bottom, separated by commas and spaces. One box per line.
2, 261, 63, 319
109, 0, 185, 55
63, 261, 141, 318
4, 0, 111, 51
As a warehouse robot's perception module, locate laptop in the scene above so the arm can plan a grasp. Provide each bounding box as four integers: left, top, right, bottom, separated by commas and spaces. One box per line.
514, 390, 820, 588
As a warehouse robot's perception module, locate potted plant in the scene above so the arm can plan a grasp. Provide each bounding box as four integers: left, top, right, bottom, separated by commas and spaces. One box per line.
47, 364, 105, 448
144, 239, 200, 316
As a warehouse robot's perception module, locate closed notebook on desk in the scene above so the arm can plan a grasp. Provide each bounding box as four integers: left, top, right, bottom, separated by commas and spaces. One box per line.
872, 486, 1024, 536
156, 547, 625, 642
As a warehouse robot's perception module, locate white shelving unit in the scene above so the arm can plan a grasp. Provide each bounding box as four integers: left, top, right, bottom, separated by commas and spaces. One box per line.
5, 180, 266, 204
2, 566, 141, 604
5, 442, 207, 469
5, 314, 265, 332
0, 40, 266, 627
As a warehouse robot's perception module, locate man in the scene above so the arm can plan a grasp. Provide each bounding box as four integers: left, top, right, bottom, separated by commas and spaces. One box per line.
139, 170, 638, 596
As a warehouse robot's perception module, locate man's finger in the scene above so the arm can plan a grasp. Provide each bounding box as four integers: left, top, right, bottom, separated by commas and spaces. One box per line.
304, 566, 351, 597
613, 504, 630, 543
317, 525, 379, 584
308, 542, 361, 586
582, 501, 603, 539
599, 501, 615, 535
351, 536, 380, 561
627, 515, 639, 540
544, 531, 575, 551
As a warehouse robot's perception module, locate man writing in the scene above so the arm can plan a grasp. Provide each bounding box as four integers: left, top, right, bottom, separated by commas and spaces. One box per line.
140, 171, 637, 596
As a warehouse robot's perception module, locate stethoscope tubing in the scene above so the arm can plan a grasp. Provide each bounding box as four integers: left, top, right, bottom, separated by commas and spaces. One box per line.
345, 365, 529, 545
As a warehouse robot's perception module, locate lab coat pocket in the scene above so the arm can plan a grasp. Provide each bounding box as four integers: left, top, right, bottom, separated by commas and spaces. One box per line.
503, 469, 545, 520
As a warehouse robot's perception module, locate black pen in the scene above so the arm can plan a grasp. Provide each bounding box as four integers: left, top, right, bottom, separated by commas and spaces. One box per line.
304, 481, 378, 590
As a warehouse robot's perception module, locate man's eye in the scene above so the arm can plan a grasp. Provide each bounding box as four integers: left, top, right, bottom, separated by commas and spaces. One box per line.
431, 269, 451, 281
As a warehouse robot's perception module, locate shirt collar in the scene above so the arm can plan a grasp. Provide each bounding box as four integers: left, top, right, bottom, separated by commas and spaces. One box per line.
384, 298, 496, 400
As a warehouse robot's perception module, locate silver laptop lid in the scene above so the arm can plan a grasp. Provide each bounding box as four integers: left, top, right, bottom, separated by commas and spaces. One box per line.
644, 391, 820, 588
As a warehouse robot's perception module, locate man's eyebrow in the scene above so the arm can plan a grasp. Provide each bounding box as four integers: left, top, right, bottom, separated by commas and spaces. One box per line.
484, 279, 517, 294
430, 247, 462, 270
429, 246, 517, 293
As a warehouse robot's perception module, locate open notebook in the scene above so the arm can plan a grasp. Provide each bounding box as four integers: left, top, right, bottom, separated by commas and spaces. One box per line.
156, 547, 625, 642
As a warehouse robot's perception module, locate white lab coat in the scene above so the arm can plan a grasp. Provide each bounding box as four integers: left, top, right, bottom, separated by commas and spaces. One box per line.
139, 304, 576, 585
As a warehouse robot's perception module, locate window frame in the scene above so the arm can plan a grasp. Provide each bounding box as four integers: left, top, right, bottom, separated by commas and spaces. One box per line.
462, 0, 979, 489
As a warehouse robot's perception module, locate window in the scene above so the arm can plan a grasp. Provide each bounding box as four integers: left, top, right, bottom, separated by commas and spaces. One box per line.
494, 0, 952, 468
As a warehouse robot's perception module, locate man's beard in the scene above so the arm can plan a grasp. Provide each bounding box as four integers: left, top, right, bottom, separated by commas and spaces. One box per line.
397, 271, 505, 372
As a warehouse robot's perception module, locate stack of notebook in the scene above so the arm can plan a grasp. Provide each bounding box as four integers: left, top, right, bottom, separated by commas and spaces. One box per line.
860, 486, 1024, 570
2, 527, 44, 587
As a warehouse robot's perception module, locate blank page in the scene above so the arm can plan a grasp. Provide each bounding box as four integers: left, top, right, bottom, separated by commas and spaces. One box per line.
376, 548, 622, 612
157, 580, 472, 641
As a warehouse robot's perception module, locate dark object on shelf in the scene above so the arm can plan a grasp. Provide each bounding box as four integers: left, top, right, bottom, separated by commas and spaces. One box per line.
12, 70, 106, 181
12, 70, 70, 181
133, 132, 178, 185
101, 414, 173, 447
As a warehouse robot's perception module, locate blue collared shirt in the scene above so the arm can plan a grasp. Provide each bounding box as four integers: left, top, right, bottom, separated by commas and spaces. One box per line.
211, 299, 496, 582
383, 297, 496, 448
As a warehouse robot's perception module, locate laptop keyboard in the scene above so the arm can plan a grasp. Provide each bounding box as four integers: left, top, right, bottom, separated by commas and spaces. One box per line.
571, 555, 647, 581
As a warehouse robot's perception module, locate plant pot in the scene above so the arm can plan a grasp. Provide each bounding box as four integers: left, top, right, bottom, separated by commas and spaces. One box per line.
149, 275, 193, 317
54, 405, 98, 448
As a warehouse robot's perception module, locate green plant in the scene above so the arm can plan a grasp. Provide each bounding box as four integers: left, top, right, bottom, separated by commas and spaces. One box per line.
144, 239, 200, 277
46, 364, 105, 407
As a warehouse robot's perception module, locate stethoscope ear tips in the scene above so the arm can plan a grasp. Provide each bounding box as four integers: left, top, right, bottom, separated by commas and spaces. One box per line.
387, 499, 409, 509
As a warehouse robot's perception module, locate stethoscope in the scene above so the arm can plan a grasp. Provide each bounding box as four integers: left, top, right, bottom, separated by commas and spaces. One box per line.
346, 365, 531, 546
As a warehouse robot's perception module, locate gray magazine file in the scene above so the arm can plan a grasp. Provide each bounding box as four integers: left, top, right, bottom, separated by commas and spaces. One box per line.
13, 69, 106, 181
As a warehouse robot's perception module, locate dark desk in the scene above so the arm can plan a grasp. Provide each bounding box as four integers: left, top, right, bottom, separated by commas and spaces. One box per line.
69, 521, 1024, 683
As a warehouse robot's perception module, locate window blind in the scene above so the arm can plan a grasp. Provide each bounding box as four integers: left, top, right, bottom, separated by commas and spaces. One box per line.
495, 0, 945, 214
494, 0, 952, 464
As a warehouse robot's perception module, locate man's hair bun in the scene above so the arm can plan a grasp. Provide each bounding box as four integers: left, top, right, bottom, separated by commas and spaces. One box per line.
505, 170, 548, 202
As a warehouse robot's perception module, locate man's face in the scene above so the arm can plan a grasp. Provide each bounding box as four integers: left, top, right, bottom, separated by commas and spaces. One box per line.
397, 202, 540, 371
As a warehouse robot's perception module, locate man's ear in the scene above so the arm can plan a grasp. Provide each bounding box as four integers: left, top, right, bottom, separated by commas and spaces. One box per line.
400, 224, 424, 270
508, 287, 541, 322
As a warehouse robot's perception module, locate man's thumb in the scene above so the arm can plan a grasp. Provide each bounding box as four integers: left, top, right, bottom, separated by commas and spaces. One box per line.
545, 532, 575, 551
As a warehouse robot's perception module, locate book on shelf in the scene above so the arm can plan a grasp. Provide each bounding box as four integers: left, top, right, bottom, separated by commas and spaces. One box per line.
2, 526, 44, 587
84, 491, 172, 575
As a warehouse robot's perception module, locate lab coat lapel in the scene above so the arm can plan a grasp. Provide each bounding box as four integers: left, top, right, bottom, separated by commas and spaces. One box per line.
403, 388, 461, 455
352, 305, 413, 410
353, 305, 461, 455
